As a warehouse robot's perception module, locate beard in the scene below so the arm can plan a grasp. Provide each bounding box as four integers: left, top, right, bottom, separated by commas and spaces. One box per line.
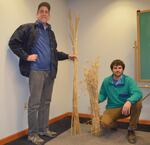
113, 72, 123, 79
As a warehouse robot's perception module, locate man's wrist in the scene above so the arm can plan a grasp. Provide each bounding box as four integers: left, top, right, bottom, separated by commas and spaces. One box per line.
126, 101, 132, 105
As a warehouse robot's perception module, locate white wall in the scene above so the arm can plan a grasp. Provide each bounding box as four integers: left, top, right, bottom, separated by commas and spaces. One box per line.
0, 0, 72, 139
68, 0, 150, 119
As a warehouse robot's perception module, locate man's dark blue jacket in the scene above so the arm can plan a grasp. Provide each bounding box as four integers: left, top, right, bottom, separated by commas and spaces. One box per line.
9, 23, 69, 77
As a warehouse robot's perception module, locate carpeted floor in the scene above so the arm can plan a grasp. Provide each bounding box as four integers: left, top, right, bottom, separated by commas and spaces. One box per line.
4, 117, 150, 145
45, 124, 150, 145
5, 117, 71, 145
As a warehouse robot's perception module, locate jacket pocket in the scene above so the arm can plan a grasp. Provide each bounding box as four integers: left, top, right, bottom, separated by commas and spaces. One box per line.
119, 93, 129, 98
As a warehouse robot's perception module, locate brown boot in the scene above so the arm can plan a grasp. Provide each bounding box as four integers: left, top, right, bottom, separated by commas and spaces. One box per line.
127, 130, 136, 144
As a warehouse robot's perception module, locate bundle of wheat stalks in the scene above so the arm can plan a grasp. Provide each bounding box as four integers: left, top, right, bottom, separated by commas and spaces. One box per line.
69, 12, 80, 135
84, 58, 101, 136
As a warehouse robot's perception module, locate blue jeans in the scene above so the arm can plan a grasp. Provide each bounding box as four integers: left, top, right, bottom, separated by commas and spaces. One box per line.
28, 70, 54, 135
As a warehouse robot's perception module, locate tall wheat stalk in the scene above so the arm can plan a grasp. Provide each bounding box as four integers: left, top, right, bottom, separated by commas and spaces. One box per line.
69, 12, 80, 135
84, 58, 101, 136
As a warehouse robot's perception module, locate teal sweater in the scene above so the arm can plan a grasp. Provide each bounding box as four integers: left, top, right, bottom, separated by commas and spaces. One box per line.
98, 74, 142, 109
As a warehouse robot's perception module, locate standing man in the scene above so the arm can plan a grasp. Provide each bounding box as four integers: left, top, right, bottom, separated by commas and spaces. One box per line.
98, 59, 142, 144
9, 2, 76, 145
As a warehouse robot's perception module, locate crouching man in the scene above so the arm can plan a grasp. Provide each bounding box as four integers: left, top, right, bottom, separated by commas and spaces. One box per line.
98, 59, 142, 144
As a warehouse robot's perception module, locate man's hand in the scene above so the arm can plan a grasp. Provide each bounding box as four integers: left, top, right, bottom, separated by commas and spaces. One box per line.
27, 54, 38, 61
68, 54, 77, 61
122, 101, 132, 116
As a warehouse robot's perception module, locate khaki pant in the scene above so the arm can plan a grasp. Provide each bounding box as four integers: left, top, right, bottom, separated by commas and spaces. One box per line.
101, 100, 142, 130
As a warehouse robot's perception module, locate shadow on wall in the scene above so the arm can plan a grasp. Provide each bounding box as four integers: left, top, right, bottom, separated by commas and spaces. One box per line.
6, 48, 25, 82
3, 48, 29, 128
6, 47, 29, 93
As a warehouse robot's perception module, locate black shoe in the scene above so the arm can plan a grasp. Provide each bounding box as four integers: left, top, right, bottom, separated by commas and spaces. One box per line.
127, 130, 136, 144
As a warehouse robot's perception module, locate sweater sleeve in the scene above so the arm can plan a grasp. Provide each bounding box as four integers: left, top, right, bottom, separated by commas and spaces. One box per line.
127, 78, 143, 104
98, 81, 107, 103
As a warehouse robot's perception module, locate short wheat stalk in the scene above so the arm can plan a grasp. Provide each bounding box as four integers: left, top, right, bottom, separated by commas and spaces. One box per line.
84, 58, 101, 136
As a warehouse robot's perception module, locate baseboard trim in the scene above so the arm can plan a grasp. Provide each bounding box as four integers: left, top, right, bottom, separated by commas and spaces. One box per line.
78, 113, 150, 125
0, 129, 28, 145
48, 112, 71, 124
0, 112, 149, 144
0, 112, 71, 145
118, 117, 150, 125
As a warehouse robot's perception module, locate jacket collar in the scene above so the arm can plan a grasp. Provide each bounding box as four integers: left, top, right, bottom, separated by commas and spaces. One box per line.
109, 74, 125, 86
35, 20, 51, 30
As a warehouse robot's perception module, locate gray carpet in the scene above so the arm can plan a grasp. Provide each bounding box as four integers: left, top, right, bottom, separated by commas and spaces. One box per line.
45, 124, 150, 145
